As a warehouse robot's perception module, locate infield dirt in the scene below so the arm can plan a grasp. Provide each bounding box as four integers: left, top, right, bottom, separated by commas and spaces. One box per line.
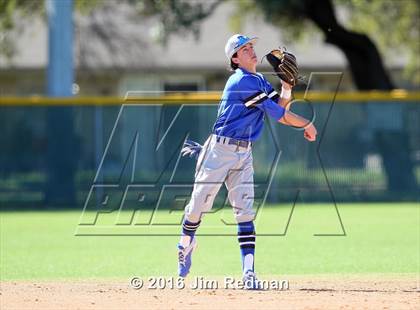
1, 275, 419, 310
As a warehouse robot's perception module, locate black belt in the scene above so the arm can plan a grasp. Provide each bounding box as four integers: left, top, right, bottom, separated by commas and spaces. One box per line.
215, 136, 251, 148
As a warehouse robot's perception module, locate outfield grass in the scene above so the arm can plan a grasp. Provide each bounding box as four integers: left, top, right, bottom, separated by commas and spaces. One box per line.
0, 203, 418, 280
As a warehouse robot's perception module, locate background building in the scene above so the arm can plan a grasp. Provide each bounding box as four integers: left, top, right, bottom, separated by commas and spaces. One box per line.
0, 2, 414, 97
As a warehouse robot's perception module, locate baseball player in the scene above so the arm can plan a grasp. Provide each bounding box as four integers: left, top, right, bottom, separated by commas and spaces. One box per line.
177, 34, 317, 289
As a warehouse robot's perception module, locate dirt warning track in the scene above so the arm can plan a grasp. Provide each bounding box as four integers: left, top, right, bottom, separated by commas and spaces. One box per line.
1, 275, 419, 310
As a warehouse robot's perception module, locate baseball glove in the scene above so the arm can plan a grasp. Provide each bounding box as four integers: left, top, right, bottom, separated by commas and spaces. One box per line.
265, 48, 299, 86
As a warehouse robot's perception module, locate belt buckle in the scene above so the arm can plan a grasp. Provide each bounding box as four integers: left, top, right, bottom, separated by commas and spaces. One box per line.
235, 140, 240, 151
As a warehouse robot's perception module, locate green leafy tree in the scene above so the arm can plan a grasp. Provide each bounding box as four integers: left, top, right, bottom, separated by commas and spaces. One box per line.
2, 0, 418, 84
231, 0, 419, 86
0, 0, 98, 58
338, 0, 419, 84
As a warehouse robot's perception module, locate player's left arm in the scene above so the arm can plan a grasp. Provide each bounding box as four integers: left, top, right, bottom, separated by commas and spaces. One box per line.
264, 76, 292, 110
277, 80, 293, 111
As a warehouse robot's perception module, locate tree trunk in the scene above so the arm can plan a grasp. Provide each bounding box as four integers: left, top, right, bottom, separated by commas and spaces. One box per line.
304, 0, 393, 90
303, 0, 417, 194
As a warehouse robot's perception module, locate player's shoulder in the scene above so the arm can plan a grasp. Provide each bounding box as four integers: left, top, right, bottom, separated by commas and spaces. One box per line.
225, 69, 254, 88
236, 70, 261, 87
225, 69, 270, 92
255, 72, 274, 89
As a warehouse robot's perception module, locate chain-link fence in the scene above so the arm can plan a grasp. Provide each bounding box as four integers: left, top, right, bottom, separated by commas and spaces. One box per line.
1, 94, 419, 209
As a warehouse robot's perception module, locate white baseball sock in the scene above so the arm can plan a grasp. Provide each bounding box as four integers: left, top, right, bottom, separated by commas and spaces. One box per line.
243, 254, 254, 273
179, 235, 191, 248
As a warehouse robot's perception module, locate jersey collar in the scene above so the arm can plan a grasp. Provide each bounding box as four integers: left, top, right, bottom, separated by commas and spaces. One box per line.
237, 67, 257, 76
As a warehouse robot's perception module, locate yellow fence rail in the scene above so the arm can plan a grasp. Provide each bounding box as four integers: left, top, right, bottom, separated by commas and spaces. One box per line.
0, 90, 419, 106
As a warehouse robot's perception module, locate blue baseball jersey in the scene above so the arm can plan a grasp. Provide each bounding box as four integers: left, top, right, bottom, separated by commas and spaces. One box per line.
212, 67, 285, 141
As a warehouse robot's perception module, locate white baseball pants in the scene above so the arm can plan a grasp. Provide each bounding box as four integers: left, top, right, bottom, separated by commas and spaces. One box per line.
184, 135, 256, 223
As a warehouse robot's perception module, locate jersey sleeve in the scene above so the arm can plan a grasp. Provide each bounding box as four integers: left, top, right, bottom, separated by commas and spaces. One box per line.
265, 79, 280, 102
239, 75, 285, 121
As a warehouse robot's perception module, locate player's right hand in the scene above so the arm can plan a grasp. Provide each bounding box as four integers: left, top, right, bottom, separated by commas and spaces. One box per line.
304, 123, 317, 142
